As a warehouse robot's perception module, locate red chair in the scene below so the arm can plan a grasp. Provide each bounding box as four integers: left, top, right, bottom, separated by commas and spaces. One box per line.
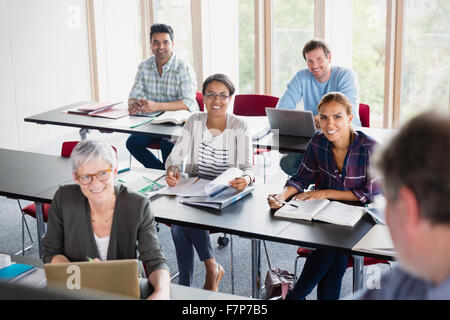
233, 94, 279, 116
233, 94, 279, 184
293, 247, 391, 292
359, 103, 370, 128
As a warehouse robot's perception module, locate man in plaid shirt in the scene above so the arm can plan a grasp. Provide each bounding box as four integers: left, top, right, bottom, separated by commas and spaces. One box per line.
126, 23, 198, 170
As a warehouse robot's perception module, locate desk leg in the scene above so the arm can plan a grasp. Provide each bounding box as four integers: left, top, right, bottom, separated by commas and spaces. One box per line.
352, 255, 364, 292
35, 202, 46, 259
79, 128, 90, 140
251, 239, 261, 299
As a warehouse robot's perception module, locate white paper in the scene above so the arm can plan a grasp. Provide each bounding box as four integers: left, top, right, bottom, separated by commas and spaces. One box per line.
204, 167, 244, 196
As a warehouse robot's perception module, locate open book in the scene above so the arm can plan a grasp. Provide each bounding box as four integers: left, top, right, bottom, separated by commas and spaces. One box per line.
151, 110, 191, 125
274, 199, 364, 227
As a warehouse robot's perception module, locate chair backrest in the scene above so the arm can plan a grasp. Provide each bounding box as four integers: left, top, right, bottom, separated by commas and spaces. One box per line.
196, 91, 204, 112
359, 103, 370, 128
233, 94, 279, 116
61, 141, 79, 158
61, 141, 118, 161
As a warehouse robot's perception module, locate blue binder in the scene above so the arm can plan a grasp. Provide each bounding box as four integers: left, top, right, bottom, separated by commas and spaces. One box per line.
0, 263, 36, 282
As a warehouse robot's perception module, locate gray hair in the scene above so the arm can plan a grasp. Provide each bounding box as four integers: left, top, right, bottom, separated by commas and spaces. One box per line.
375, 111, 450, 225
70, 140, 117, 174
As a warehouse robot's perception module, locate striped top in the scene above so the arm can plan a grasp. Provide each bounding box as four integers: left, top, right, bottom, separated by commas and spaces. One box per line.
129, 54, 198, 111
285, 130, 381, 204
197, 126, 230, 180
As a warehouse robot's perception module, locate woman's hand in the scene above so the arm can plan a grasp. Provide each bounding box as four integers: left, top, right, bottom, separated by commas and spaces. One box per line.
166, 166, 180, 187
267, 193, 285, 210
292, 190, 328, 201
229, 176, 249, 192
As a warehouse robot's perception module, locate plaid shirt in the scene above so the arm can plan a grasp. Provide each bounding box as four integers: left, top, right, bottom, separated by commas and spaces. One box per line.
285, 131, 381, 204
129, 54, 198, 111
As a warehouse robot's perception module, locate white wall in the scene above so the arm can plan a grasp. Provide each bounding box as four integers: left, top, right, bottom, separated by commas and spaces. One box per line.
0, 0, 92, 149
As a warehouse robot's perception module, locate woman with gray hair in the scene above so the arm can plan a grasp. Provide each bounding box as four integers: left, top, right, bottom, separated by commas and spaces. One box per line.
42, 139, 170, 300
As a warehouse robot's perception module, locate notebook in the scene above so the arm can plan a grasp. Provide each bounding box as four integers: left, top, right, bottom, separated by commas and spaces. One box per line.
44, 259, 140, 298
274, 199, 364, 227
0, 263, 36, 282
266, 108, 317, 137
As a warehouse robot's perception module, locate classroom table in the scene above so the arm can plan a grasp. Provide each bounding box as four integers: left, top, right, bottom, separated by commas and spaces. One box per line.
24, 102, 310, 153
0, 148, 393, 298
25, 102, 397, 155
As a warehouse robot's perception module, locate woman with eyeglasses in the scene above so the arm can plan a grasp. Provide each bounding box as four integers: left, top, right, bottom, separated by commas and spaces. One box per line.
42, 139, 171, 300
165, 73, 254, 291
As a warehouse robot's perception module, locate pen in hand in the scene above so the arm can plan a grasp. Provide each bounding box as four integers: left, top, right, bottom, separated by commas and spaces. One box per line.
268, 196, 299, 208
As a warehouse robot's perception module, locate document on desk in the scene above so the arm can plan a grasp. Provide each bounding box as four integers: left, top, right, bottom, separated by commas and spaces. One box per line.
117, 167, 166, 196
157, 168, 246, 198
352, 224, 396, 257
110, 115, 158, 128
158, 177, 210, 197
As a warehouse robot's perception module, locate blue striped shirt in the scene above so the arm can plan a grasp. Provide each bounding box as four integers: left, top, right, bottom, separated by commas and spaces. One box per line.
285, 130, 381, 204
129, 54, 198, 111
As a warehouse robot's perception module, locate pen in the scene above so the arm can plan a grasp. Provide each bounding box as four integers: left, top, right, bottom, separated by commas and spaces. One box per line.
118, 167, 130, 174
268, 196, 299, 208
192, 177, 200, 185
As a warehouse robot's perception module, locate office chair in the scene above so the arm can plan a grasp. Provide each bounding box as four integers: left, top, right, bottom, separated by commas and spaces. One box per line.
16, 141, 79, 255
359, 103, 370, 128
233, 94, 279, 184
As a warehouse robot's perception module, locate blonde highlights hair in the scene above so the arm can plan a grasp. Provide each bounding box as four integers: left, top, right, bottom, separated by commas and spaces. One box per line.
317, 92, 352, 116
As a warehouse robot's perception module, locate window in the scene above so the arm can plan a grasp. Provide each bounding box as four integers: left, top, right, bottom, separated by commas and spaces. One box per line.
352, 0, 387, 128
238, 0, 255, 93
400, 0, 450, 123
272, 0, 314, 98
154, 0, 194, 68
94, 0, 142, 101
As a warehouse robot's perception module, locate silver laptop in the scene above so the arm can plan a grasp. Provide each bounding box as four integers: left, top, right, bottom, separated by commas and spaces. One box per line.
265, 108, 317, 137
44, 259, 140, 298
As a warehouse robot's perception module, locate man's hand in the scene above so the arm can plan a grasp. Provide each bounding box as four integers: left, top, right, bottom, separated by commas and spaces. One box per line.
128, 98, 143, 114
139, 99, 161, 114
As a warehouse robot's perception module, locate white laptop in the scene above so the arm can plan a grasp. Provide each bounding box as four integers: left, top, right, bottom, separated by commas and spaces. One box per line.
265, 108, 317, 137
44, 259, 140, 298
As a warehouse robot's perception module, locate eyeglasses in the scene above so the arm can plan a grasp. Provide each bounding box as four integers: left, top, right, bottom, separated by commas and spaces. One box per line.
204, 93, 230, 100
76, 166, 113, 185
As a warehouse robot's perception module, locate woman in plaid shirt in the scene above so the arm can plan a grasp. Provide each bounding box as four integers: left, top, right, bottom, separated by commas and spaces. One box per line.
268, 92, 381, 300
